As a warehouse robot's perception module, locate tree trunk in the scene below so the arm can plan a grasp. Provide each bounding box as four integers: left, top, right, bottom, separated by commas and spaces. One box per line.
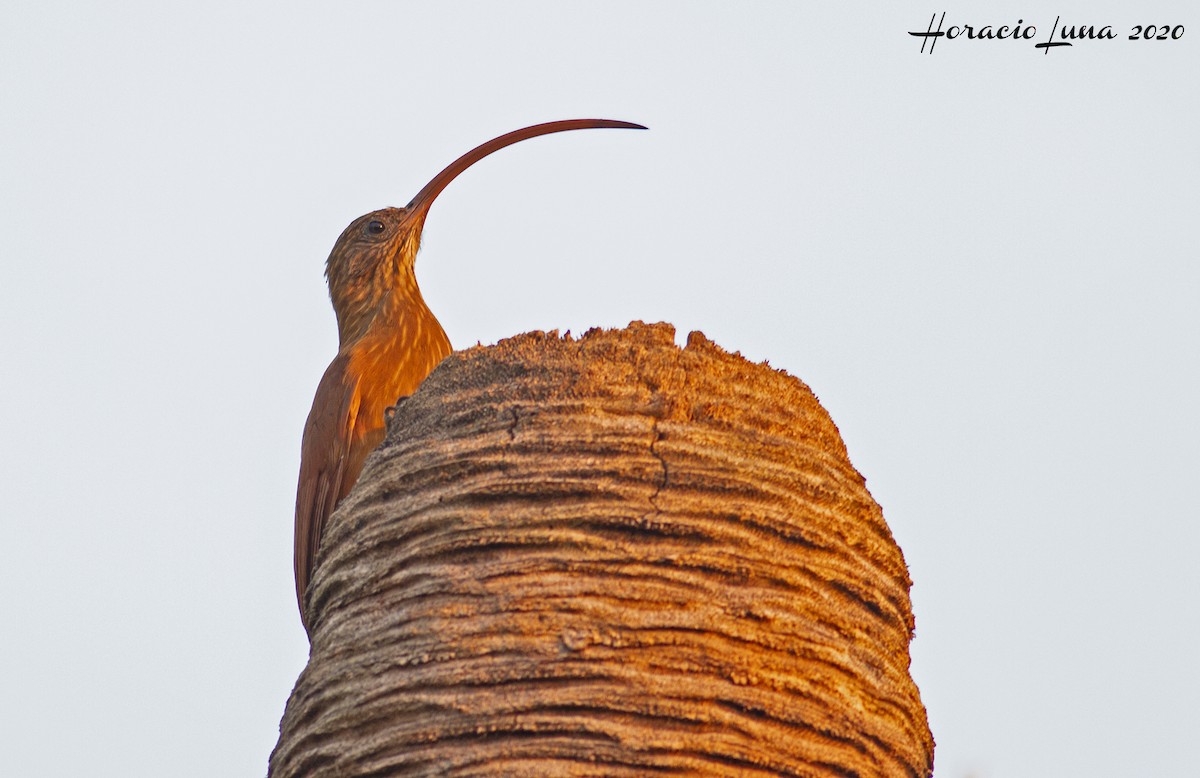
270, 322, 933, 777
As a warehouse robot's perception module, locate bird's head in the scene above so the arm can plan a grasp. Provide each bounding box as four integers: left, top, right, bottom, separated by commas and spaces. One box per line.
322, 119, 646, 346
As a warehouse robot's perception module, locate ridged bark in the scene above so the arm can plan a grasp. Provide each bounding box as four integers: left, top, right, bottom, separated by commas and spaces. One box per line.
271, 321, 933, 777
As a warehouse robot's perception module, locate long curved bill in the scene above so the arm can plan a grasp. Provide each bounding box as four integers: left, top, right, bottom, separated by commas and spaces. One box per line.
404, 119, 646, 219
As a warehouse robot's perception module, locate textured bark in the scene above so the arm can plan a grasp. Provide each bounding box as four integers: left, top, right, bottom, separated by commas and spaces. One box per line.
271, 322, 933, 777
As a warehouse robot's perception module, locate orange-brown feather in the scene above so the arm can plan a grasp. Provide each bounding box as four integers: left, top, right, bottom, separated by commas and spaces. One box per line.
294, 209, 449, 633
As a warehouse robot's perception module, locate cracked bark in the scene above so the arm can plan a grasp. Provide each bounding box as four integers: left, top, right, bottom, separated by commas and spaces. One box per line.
270, 322, 933, 777
644, 417, 669, 522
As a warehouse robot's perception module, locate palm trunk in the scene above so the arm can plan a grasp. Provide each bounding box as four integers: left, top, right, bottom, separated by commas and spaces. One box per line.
270, 322, 933, 777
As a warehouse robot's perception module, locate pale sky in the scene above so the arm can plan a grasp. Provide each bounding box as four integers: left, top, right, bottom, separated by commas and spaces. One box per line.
2, 3, 1196, 776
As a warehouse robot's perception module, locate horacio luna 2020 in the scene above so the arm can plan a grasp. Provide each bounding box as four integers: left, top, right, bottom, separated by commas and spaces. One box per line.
909, 13, 1185, 54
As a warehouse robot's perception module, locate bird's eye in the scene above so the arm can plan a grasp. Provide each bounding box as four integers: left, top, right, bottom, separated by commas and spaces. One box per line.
365, 220, 386, 236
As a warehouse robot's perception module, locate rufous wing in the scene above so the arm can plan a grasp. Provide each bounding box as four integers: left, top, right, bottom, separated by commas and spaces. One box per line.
294, 353, 360, 631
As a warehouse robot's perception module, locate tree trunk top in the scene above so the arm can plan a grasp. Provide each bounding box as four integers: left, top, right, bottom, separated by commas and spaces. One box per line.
275, 321, 933, 777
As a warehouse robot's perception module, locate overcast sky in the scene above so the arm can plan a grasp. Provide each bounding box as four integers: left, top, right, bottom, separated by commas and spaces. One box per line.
2, 2, 1196, 776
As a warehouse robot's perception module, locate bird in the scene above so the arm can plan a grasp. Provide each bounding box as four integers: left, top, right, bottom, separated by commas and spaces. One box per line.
294, 119, 646, 632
